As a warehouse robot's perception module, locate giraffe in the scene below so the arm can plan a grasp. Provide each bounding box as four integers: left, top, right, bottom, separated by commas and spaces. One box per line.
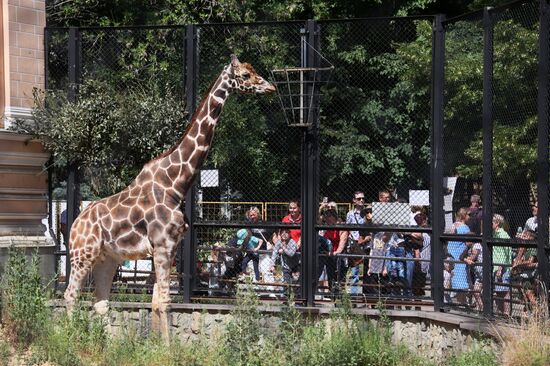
64, 55, 275, 338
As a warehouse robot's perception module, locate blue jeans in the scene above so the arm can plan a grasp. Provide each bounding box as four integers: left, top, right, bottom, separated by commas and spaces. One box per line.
349, 266, 360, 294
404, 251, 415, 296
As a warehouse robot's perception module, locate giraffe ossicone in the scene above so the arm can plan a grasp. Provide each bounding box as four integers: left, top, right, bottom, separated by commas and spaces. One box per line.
64, 55, 275, 340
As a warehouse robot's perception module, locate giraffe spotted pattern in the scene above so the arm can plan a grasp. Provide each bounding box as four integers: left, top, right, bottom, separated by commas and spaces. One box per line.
64, 55, 275, 339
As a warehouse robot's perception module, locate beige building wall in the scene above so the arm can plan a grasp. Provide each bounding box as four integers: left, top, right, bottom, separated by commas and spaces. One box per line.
1, 0, 45, 129
0, 1, 49, 240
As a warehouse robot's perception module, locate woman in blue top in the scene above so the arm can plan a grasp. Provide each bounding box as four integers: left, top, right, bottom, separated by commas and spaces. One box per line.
447, 208, 471, 304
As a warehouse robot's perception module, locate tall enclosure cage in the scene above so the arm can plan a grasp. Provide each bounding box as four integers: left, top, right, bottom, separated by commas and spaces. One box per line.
44, 0, 550, 317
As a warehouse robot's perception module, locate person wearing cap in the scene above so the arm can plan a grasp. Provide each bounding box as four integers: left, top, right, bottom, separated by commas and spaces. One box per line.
236, 228, 264, 282
271, 228, 300, 296
345, 191, 370, 295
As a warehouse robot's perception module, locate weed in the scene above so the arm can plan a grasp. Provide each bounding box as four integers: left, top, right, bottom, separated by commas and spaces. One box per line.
0, 248, 51, 346
447, 344, 498, 366
0, 336, 11, 366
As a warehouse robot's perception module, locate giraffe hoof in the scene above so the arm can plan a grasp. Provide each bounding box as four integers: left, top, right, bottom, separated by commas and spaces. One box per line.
93, 300, 110, 315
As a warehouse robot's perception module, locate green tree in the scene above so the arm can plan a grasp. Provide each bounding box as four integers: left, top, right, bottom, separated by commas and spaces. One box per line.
11, 80, 187, 197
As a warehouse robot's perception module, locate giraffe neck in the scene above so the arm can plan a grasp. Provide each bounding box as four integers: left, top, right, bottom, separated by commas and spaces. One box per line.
164, 69, 233, 199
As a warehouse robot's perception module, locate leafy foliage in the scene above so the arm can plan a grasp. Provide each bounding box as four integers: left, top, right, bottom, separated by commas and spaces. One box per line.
455, 18, 539, 181
46, 0, 439, 27
11, 80, 187, 197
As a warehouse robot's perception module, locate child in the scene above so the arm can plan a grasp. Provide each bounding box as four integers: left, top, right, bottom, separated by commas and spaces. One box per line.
444, 254, 455, 303
271, 229, 300, 296
206, 245, 226, 296
236, 228, 263, 282
384, 237, 407, 295
366, 232, 392, 295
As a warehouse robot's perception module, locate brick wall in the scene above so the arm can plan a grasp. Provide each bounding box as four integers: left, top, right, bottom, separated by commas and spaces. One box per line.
2, 0, 45, 128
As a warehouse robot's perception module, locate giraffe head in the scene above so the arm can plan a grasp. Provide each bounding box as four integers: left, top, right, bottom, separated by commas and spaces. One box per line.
227, 54, 276, 95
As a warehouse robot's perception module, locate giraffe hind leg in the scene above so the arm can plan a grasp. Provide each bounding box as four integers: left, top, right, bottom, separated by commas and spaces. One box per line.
92, 256, 119, 315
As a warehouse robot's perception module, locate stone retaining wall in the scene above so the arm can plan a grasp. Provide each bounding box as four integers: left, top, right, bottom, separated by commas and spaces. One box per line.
91, 302, 497, 364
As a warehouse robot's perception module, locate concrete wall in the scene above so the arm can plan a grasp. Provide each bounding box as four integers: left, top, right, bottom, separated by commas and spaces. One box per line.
0, 236, 55, 280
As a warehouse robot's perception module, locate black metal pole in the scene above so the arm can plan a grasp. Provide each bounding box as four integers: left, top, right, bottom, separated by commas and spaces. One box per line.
430, 14, 445, 312
481, 7, 494, 317
536, 0, 550, 293
299, 19, 321, 306
182, 24, 198, 303
65, 27, 81, 284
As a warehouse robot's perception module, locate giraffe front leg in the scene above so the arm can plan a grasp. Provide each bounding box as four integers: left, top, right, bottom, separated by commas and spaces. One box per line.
151, 244, 176, 343
64, 248, 93, 315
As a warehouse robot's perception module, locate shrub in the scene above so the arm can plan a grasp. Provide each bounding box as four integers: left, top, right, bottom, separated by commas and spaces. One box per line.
30, 302, 108, 366
10, 79, 187, 197
447, 344, 498, 366
0, 248, 51, 346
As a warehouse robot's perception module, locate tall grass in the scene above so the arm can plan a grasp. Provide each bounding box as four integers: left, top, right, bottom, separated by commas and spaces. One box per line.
499, 293, 550, 366
0, 248, 51, 346
0, 250, 499, 365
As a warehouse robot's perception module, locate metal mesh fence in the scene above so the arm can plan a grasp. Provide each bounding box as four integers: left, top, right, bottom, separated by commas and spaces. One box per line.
491, 0, 540, 318
194, 23, 304, 213
45, 28, 69, 91
314, 17, 433, 302
492, 1, 539, 238
44, 0, 550, 313
442, 11, 484, 312
441, 0, 545, 316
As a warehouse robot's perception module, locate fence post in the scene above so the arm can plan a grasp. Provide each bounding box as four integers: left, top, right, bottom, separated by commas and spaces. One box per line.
431, 14, 445, 312
300, 19, 321, 306
65, 27, 82, 283
537, 0, 550, 293
482, 7, 495, 317
182, 24, 198, 303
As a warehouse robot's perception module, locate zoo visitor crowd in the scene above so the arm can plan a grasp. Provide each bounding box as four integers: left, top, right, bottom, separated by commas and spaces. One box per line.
201, 192, 543, 314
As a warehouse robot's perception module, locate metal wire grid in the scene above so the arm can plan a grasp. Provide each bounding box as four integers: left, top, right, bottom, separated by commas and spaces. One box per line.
45, 28, 69, 92
43, 1, 549, 312
312, 18, 433, 302
491, 1, 539, 237
190, 23, 303, 212
80, 27, 186, 92
490, 1, 540, 318
317, 18, 433, 209
442, 12, 484, 313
